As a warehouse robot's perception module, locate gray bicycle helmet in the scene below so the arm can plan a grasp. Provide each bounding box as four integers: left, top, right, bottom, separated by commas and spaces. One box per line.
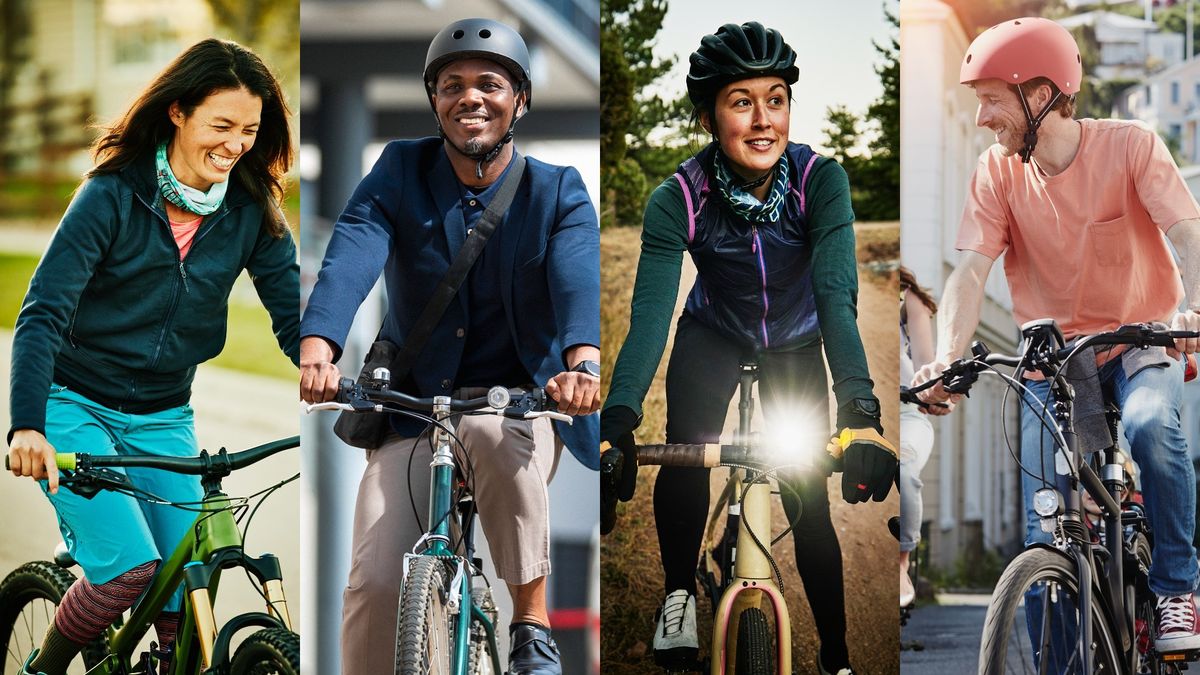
686, 22, 799, 108
424, 18, 532, 108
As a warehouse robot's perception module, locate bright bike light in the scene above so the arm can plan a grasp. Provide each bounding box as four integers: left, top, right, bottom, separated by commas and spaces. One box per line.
761, 416, 817, 467
1033, 488, 1061, 518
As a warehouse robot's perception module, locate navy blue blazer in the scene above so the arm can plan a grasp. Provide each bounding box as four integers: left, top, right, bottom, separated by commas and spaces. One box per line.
302, 138, 600, 468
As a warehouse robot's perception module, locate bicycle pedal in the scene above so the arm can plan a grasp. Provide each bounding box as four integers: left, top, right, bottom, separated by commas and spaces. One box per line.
1160, 648, 1200, 663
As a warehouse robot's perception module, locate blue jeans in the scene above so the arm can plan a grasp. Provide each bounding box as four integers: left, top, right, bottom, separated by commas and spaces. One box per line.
1020, 357, 1199, 596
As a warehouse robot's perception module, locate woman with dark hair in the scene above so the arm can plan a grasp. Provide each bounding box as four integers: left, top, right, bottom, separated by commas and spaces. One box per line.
6, 39, 298, 675
601, 22, 895, 675
898, 266, 945, 609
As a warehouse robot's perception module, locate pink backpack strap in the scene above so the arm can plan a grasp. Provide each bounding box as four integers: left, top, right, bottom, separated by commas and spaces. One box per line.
674, 172, 697, 244
797, 153, 819, 218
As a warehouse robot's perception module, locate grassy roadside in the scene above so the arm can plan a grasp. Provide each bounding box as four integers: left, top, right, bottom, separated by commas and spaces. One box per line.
0, 252, 294, 381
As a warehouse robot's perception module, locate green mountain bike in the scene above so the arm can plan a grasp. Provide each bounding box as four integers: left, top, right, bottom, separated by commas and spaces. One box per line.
1, 436, 300, 675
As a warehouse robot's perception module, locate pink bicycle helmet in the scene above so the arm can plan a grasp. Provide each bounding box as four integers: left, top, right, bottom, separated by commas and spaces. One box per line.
960, 17, 1082, 162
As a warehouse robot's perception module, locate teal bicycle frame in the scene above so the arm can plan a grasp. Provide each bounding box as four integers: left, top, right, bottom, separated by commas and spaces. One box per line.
57, 436, 298, 675
407, 397, 502, 675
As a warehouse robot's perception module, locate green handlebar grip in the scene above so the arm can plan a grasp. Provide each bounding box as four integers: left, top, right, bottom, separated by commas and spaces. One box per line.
56, 454, 76, 471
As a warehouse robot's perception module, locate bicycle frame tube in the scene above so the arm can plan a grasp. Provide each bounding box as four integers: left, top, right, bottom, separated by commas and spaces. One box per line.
709, 363, 791, 675
92, 491, 242, 674
425, 398, 456, 557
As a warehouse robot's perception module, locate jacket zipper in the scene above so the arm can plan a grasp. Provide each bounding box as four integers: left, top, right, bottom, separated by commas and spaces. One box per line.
136, 193, 227, 371
751, 225, 770, 348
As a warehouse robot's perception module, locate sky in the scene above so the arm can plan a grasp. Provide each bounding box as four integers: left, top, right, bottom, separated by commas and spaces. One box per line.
644, 0, 896, 154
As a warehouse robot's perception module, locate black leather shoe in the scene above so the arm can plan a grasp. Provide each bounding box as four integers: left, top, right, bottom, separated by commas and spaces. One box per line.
508, 624, 562, 675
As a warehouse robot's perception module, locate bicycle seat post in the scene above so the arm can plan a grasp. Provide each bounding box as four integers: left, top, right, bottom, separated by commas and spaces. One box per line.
737, 361, 758, 446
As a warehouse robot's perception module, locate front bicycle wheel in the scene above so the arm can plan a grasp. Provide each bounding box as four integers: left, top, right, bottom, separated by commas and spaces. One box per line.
733, 607, 774, 675
395, 557, 453, 675
0, 562, 105, 675
979, 547, 1122, 674
229, 628, 299, 674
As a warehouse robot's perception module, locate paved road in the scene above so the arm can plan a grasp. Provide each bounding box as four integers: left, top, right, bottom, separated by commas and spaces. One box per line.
900, 593, 989, 674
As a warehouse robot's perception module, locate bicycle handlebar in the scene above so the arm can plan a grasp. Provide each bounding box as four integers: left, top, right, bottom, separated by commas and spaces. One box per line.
305, 378, 572, 424
5, 436, 300, 475
906, 324, 1200, 399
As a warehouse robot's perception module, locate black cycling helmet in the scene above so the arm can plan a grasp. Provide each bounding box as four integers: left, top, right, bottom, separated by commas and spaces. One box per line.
686, 22, 799, 109
423, 18, 532, 178
424, 18, 532, 108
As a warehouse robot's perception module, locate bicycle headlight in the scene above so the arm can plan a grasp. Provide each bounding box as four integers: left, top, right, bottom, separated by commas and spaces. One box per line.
1033, 488, 1061, 518
487, 386, 511, 410
761, 416, 816, 467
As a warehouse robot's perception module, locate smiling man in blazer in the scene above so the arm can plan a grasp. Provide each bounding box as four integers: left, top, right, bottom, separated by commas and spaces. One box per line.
299, 18, 599, 675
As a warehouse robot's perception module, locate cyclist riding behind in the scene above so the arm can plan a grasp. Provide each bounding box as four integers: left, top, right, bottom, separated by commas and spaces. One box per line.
911, 17, 1200, 653
5, 39, 300, 675
600, 22, 897, 675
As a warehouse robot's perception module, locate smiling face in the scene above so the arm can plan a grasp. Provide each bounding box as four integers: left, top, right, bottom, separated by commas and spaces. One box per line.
432, 58, 524, 158
971, 78, 1030, 157
701, 76, 790, 180
167, 86, 261, 191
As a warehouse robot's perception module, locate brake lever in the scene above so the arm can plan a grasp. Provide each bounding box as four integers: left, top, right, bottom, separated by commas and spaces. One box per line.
59, 469, 136, 500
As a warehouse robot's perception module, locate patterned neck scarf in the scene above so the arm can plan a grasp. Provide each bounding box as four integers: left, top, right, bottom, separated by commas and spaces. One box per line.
712, 150, 789, 224
155, 142, 227, 215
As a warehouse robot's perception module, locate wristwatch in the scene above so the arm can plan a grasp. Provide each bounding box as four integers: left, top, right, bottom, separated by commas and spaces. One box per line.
849, 398, 881, 420
570, 360, 600, 378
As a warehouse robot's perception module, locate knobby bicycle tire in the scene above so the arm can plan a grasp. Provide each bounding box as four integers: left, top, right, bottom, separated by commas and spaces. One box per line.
229, 627, 299, 675
0, 561, 105, 675
733, 607, 774, 675
979, 547, 1121, 674
465, 587, 499, 675
395, 557, 453, 675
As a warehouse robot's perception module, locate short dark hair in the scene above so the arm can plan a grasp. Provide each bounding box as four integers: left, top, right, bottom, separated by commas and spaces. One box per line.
1009, 76, 1075, 119
89, 39, 293, 237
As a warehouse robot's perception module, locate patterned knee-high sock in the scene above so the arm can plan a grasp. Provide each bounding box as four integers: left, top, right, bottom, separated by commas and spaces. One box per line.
153, 611, 180, 675
30, 560, 159, 675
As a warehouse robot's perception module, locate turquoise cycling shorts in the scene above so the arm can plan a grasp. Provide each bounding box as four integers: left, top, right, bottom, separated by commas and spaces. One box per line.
41, 384, 201, 610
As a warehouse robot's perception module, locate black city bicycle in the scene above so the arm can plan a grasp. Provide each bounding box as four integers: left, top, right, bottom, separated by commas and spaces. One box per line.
0, 436, 300, 675
906, 320, 1200, 675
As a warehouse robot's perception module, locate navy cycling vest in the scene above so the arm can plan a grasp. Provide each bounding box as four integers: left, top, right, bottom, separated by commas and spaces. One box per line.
674, 142, 822, 350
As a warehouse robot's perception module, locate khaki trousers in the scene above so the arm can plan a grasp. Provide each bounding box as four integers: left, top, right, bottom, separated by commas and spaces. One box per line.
340, 409, 561, 675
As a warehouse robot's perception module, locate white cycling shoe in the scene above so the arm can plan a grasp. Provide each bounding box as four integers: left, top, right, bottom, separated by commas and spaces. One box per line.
653, 589, 698, 668
819, 667, 854, 675
1155, 593, 1200, 653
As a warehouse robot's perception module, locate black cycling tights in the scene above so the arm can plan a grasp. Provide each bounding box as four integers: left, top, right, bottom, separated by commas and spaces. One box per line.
655, 313, 849, 669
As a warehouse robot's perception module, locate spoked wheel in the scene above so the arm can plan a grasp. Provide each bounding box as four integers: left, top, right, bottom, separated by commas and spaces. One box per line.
732, 607, 774, 675
0, 562, 105, 675
229, 628, 299, 674
979, 547, 1122, 674
395, 557, 454, 675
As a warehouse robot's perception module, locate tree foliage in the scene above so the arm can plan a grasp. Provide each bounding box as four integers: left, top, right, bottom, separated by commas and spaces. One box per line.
600, 0, 682, 227
202, 0, 299, 87
821, 2, 899, 221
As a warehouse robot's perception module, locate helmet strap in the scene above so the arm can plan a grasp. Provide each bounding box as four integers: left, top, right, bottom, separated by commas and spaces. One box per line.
1016, 82, 1064, 164
434, 100, 521, 180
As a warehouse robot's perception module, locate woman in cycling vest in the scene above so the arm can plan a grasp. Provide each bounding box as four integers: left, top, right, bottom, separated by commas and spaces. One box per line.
601, 22, 895, 675
6, 39, 299, 675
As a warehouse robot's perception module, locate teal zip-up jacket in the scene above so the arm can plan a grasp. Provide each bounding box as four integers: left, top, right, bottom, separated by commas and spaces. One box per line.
9, 153, 300, 440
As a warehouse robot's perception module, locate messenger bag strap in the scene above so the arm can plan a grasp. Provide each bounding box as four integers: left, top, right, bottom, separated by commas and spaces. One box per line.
387, 153, 527, 384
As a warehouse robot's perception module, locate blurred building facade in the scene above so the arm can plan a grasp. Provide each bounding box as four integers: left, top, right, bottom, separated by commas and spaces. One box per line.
298, 1, 599, 674
900, 0, 1025, 573
1058, 10, 1182, 81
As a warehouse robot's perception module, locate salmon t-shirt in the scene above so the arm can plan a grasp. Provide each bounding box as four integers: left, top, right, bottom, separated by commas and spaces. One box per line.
956, 118, 1199, 339
170, 215, 203, 259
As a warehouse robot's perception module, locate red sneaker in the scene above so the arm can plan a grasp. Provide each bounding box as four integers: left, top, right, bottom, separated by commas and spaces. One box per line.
1155, 594, 1200, 652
